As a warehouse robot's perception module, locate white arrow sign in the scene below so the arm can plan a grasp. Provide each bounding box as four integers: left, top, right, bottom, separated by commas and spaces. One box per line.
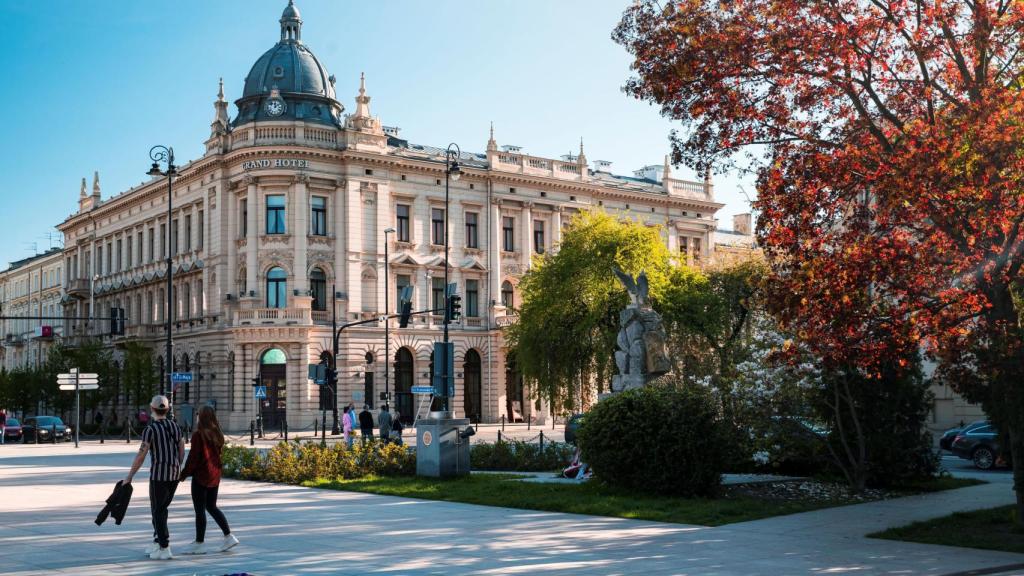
58, 372, 98, 379
59, 384, 99, 391
58, 376, 99, 382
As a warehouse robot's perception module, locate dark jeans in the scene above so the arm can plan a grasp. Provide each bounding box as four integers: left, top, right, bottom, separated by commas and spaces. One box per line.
149, 480, 179, 548
191, 479, 230, 543
360, 428, 373, 443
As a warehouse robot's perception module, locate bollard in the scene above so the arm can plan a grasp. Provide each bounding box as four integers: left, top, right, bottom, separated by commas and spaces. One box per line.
52, 424, 57, 444
284, 420, 289, 441
100, 422, 105, 444
125, 421, 131, 444
249, 420, 255, 446
258, 418, 264, 439
314, 419, 318, 437
528, 414, 532, 430
34, 424, 39, 444
497, 430, 502, 444
502, 414, 506, 431
539, 430, 545, 453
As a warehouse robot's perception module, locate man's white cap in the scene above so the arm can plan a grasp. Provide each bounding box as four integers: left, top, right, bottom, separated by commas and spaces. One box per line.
150, 395, 170, 410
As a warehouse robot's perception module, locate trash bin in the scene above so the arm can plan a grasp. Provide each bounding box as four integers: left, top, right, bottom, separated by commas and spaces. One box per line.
416, 411, 471, 478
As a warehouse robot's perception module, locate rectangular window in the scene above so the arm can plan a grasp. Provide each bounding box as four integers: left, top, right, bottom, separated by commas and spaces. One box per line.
693, 237, 702, 262
431, 208, 445, 245
396, 204, 410, 242
465, 212, 478, 249
172, 218, 179, 254
503, 217, 515, 251
185, 215, 192, 251
466, 279, 479, 318
116, 239, 123, 271
533, 220, 545, 254
432, 277, 446, 312
266, 195, 286, 234
311, 196, 327, 236
126, 236, 133, 268
160, 224, 167, 258
148, 228, 155, 262
240, 199, 248, 237
198, 211, 204, 250
396, 274, 411, 313
106, 244, 112, 274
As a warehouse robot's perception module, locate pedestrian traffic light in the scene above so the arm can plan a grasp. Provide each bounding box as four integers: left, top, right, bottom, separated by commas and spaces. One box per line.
446, 294, 462, 322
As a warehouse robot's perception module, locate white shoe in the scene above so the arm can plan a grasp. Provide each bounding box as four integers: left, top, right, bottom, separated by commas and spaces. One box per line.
182, 541, 208, 555
218, 534, 239, 552
149, 546, 173, 560
144, 541, 160, 556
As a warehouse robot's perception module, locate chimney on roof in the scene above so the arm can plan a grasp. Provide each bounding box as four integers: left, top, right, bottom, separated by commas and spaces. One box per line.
733, 213, 753, 236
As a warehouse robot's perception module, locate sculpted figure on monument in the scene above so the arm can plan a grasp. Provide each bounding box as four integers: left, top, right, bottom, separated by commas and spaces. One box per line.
610, 266, 671, 392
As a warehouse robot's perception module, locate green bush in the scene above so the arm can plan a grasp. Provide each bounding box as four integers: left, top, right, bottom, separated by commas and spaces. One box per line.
222, 440, 415, 484
471, 440, 575, 471
576, 385, 730, 497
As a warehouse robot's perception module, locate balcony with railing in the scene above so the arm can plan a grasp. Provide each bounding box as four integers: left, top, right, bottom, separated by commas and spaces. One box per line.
66, 278, 91, 299
227, 123, 341, 152
492, 152, 587, 182
234, 308, 311, 326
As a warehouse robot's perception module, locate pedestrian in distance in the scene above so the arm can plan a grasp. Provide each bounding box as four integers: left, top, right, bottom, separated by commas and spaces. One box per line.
392, 416, 404, 446
347, 403, 358, 438
124, 395, 184, 560
359, 404, 374, 444
378, 404, 392, 446
0, 409, 7, 445
342, 406, 353, 449
94, 409, 104, 434
179, 405, 238, 555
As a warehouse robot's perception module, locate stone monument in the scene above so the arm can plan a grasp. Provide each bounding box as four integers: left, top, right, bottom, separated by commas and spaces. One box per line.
610, 266, 671, 392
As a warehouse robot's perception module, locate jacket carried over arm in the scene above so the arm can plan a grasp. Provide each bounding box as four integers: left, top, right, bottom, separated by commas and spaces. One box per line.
95, 480, 133, 526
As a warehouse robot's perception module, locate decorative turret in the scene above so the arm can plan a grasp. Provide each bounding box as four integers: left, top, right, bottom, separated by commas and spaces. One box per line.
211, 78, 230, 135
78, 172, 101, 212
577, 138, 587, 167
280, 0, 302, 42
663, 154, 672, 182
92, 171, 101, 198
486, 122, 498, 152
345, 72, 382, 135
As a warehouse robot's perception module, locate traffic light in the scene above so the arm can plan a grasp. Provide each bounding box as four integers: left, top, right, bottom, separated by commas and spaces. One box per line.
446, 294, 462, 322
398, 285, 414, 328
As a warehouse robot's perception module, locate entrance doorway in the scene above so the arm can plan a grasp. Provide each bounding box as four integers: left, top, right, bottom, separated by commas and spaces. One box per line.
259, 348, 287, 429
394, 347, 414, 424
505, 355, 524, 423
464, 349, 482, 423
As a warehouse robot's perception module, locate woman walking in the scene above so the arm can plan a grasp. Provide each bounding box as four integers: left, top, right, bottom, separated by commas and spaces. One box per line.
342, 406, 354, 449
179, 406, 239, 555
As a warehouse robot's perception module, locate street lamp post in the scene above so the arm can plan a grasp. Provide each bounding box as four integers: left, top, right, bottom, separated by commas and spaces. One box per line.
442, 144, 462, 413
147, 146, 176, 397
384, 227, 396, 409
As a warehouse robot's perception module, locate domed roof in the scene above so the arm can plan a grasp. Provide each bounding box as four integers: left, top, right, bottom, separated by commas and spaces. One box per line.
241, 42, 335, 100
232, 1, 342, 128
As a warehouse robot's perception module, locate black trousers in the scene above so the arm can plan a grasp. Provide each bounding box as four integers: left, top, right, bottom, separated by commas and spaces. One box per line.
191, 479, 230, 543
149, 480, 179, 548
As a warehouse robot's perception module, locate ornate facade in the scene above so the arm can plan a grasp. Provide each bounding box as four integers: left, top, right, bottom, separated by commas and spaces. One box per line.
48, 2, 726, 431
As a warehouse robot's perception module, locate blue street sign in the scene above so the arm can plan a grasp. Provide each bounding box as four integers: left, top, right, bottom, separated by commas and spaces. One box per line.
410, 386, 433, 395
171, 372, 193, 383
254, 385, 267, 399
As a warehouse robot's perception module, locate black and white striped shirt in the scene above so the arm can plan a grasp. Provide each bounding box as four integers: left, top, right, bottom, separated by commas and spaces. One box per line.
141, 418, 182, 482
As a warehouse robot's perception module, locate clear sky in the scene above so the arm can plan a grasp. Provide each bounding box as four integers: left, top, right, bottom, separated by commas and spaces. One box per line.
0, 0, 754, 268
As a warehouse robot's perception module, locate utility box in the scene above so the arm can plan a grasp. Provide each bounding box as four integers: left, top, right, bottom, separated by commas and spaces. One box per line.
416, 411, 471, 477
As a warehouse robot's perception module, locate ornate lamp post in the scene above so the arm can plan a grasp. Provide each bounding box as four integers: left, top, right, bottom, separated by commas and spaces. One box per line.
442, 143, 461, 412
147, 145, 176, 397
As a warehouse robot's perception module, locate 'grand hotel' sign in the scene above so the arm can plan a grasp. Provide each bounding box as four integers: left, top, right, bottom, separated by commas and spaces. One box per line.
242, 159, 310, 170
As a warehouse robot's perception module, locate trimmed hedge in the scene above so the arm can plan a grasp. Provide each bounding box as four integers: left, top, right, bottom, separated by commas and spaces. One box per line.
470, 440, 575, 472
577, 385, 730, 497
223, 440, 415, 483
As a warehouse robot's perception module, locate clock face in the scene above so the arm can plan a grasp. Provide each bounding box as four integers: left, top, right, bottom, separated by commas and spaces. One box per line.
265, 99, 285, 116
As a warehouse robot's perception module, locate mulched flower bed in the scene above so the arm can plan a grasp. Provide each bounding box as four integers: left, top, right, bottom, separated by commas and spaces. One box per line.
725, 479, 889, 504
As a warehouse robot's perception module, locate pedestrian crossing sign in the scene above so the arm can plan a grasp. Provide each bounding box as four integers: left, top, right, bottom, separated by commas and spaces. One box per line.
254, 385, 267, 399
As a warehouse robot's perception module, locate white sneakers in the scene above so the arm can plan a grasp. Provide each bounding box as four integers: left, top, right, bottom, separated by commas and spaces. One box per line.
149, 546, 173, 560
144, 541, 160, 556
182, 541, 208, 555
219, 534, 240, 552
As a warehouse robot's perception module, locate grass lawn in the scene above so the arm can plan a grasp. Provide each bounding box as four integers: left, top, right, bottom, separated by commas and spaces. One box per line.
305, 474, 983, 527
870, 505, 1024, 554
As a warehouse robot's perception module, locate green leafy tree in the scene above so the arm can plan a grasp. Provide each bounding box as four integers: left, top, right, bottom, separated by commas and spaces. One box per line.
505, 210, 673, 412
122, 341, 157, 412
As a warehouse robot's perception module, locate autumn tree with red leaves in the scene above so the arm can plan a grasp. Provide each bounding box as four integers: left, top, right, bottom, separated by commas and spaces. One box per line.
616, 0, 1024, 519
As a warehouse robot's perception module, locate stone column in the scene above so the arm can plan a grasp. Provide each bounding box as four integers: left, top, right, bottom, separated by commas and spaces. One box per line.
667, 221, 679, 254
293, 174, 309, 293
376, 181, 390, 314
225, 185, 237, 301
551, 206, 562, 247
521, 202, 533, 271
489, 199, 502, 312
345, 179, 363, 317
245, 176, 258, 300
333, 178, 347, 316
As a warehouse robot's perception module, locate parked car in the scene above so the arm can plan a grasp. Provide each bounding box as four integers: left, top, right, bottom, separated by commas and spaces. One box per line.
564, 414, 585, 445
3, 417, 22, 442
950, 422, 1002, 470
21, 416, 71, 443
939, 420, 988, 451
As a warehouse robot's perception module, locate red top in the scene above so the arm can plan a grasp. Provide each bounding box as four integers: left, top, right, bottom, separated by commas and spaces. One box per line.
180, 431, 222, 487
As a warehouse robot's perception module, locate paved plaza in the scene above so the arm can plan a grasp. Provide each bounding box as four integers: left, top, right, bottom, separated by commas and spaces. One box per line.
1, 442, 1023, 575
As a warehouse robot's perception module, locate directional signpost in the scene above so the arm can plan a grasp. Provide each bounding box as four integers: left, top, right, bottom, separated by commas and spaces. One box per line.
57, 368, 99, 448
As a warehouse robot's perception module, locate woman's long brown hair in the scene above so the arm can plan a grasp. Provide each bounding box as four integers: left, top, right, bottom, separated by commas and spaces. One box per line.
197, 405, 225, 450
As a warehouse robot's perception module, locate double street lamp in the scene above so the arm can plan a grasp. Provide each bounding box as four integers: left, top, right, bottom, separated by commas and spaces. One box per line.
442, 143, 461, 412
147, 145, 176, 398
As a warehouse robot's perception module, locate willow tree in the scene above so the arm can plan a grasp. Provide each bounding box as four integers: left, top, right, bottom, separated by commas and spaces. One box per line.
504, 210, 673, 413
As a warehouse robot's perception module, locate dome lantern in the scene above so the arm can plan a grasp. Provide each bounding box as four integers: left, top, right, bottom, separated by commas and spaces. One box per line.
280, 0, 302, 42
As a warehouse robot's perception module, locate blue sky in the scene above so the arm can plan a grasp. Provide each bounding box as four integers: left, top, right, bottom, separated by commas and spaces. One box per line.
0, 0, 754, 268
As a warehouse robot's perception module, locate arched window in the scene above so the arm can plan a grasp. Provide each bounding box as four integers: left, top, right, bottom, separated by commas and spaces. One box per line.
310, 268, 327, 311
501, 281, 514, 309
183, 283, 191, 319
266, 267, 287, 308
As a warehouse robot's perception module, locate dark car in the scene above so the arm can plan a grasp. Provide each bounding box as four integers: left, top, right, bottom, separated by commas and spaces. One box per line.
950, 422, 1002, 470
3, 417, 23, 442
564, 414, 585, 445
939, 420, 988, 451
22, 416, 72, 443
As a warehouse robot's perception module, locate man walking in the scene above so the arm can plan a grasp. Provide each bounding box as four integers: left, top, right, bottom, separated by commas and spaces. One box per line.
378, 404, 392, 446
358, 404, 374, 444
124, 395, 184, 560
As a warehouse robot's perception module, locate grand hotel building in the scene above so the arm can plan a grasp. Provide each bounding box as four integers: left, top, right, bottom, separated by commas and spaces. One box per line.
4, 2, 754, 431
